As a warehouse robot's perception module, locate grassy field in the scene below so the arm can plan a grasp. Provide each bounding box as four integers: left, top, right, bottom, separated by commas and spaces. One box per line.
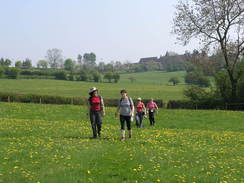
0, 71, 186, 101
0, 102, 243, 183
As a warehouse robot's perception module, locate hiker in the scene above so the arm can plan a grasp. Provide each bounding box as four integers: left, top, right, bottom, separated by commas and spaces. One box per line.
135, 97, 146, 128
87, 87, 105, 138
146, 98, 158, 126
115, 89, 134, 141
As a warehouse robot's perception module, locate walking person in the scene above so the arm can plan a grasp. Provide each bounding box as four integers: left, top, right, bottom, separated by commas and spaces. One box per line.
146, 98, 158, 126
135, 97, 146, 128
87, 87, 105, 139
115, 89, 134, 141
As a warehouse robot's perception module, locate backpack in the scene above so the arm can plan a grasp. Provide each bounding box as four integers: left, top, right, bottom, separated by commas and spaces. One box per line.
120, 97, 133, 110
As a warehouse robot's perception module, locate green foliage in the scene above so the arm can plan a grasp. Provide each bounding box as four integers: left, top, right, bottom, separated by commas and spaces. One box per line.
37, 60, 48, 69
185, 71, 210, 87
78, 70, 89, 81
92, 72, 101, 82
104, 72, 113, 83
15, 61, 22, 68
169, 77, 180, 85
183, 85, 209, 101
113, 72, 120, 83
54, 71, 67, 80
22, 58, 32, 69
5, 67, 20, 79
214, 71, 232, 102
0, 67, 4, 78
64, 58, 75, 71
83, 52, 96, 67
0, 58, 12, 67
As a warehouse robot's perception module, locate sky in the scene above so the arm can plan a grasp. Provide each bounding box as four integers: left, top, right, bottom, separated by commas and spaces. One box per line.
0, 0, 199, 65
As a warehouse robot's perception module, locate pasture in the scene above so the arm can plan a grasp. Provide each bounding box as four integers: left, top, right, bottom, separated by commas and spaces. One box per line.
0, 71, 186, 101
0, 102, 243, 183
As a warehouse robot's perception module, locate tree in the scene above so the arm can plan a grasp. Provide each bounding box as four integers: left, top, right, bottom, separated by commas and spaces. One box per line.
4, 59, 11, 67
0, 58, 11, 67
169, 77, 180, 85
37, 60, 48, 69
185, 71, 211, 87
92, 71, 101, 82
83, 52, 96, 67
5, 68, 20, 79
113, 72, 120, 83
77, 54, 83, 66
22, 58, 32, 69
78, 70, 89, 81
0, 58, 4, 66
64, 58, 75, 71
46, 48, 63, 69
15, 61, 22, 68
54, 71, 67, 80
104, 72, 113, 83
173, 0, 244, 101
0, 67, 4, 78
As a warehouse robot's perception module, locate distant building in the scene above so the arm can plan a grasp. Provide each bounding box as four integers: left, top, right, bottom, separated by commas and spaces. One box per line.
139, 57, 158, 64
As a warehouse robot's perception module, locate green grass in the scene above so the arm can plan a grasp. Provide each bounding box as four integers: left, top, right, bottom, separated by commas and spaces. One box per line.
0, 71, 186, 101
0, 102, 243, 183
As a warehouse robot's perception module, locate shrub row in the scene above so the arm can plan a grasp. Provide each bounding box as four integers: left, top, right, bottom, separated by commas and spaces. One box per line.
0, 92, 164, 108
167, 99, 231, 110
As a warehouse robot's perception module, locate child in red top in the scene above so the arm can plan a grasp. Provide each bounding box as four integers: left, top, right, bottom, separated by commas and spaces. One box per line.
135, 98, 146, 128
146, 98, 158, 126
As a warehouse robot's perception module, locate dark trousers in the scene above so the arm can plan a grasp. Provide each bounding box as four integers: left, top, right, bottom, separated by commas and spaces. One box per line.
90, 111, 102, 137
149, 111, 155, 125
120, 115, 131, 130
136, 112, 143, 128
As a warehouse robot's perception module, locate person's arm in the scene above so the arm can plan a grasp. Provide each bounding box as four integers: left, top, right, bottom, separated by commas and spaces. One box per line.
87, 99, 90, 116
115, 100, 120, 118
146, 103, 149, 113
155, 103, 159, 114
130, 98, 135, 117
143, 103, 147, 114
101, 97, 105, 116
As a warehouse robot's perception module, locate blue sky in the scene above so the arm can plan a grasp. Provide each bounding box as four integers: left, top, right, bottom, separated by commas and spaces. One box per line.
0, 0, 198, 64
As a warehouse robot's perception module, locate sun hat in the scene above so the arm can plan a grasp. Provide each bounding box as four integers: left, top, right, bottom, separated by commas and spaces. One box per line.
89, 87, 98, 94
137, 97, 142, 101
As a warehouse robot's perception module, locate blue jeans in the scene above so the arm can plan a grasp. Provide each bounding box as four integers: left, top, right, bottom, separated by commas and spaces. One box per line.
136, 112, 143, 128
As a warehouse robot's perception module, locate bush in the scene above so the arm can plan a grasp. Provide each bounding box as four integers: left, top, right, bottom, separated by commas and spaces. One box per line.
169, 77, 180, 85
185, 71, 210, 87
214, 71, 232, 102
0, 67, 4, 78
0, 92, 164, 107
54, 71, 67, 80
5, 68, 20, 79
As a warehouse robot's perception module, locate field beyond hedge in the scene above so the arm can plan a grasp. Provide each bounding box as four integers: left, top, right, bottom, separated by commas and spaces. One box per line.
0, 102, 243, 183
0, 71, 186, 101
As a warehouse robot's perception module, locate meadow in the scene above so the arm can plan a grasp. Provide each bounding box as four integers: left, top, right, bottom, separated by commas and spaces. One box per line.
0, 102, 243, 183
0, 71, 186, 101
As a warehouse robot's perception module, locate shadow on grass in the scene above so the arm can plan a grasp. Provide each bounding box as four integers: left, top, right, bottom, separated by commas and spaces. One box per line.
61, 136, 111, 140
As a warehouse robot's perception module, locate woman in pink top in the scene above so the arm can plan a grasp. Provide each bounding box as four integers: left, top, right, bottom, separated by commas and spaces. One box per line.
135, 97, 146, 128
146, 98, 158, 126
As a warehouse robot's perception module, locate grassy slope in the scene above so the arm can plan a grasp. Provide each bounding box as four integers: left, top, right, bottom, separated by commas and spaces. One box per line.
0, 71, 186, 101
0, 102, 243, 183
